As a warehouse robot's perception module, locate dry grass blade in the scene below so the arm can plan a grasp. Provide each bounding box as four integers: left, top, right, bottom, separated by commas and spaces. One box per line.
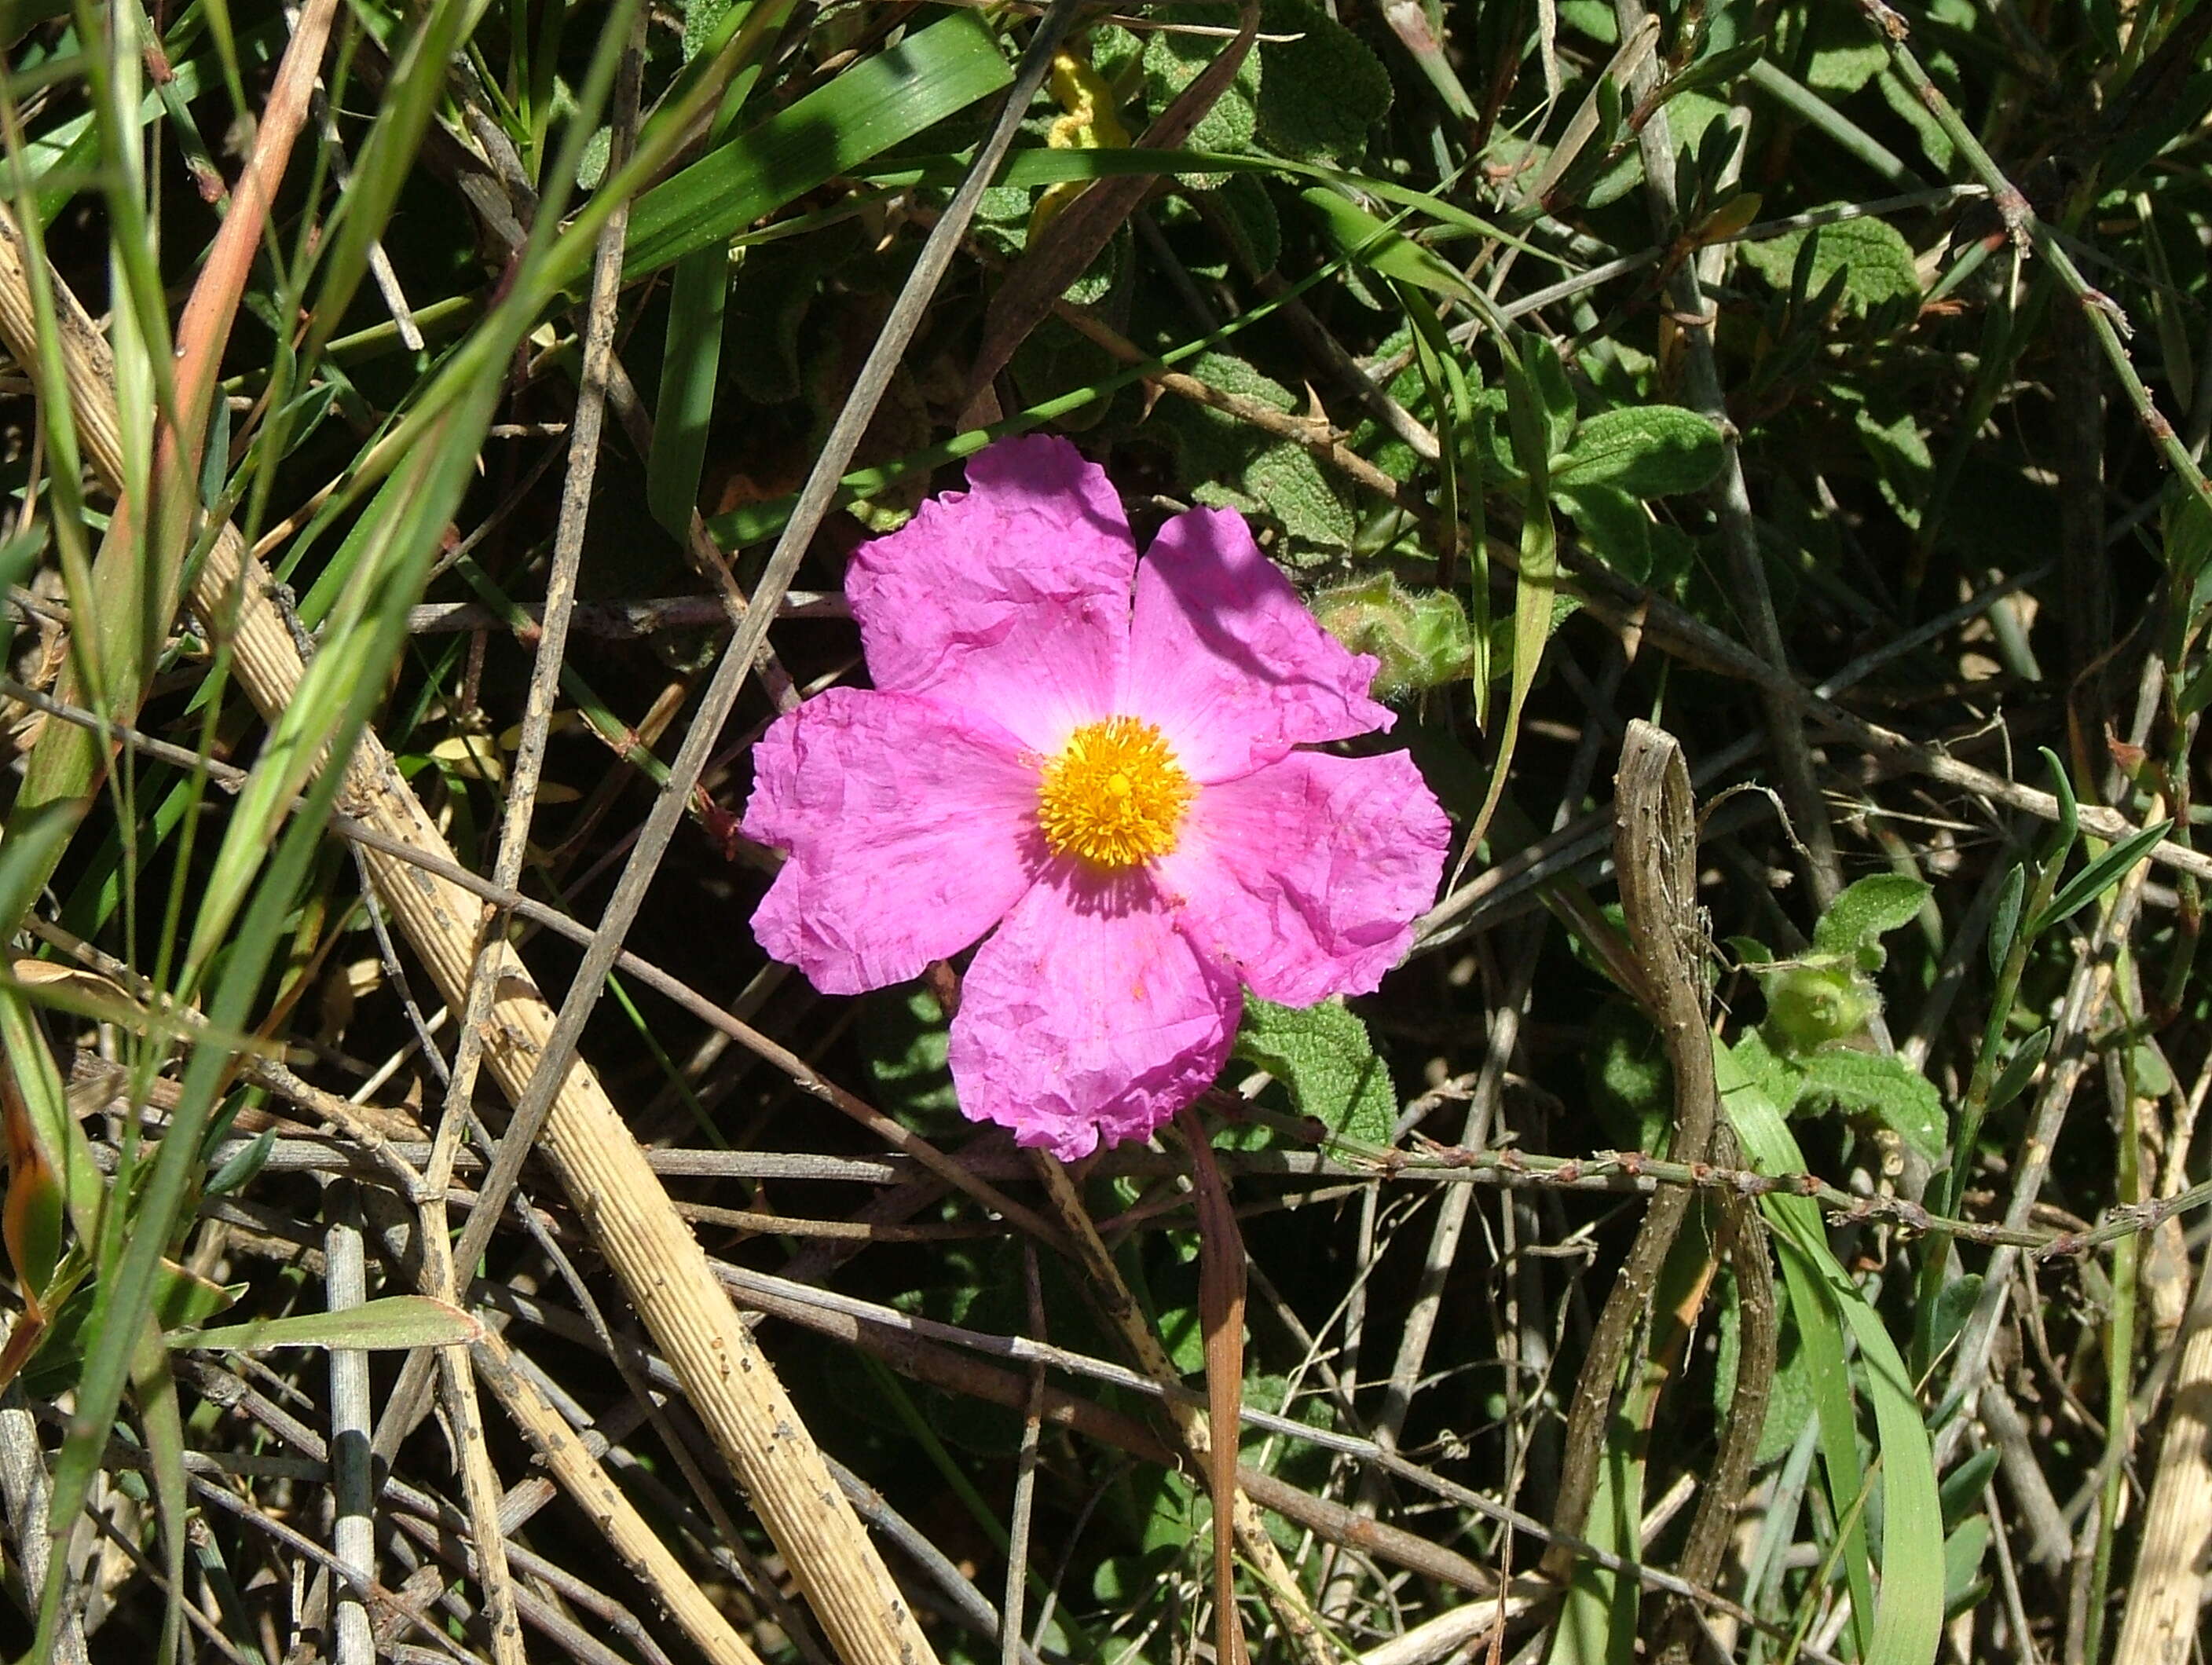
2110, 1240, 2212, 1665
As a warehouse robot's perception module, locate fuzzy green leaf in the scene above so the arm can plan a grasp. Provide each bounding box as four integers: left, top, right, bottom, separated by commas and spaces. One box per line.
1740, 213, 1921, 312
862, 987, 961, 1119
1582, 999, 1672, 1155
1854, 407, 1934, 531
1555, 483, 1654, 581
1235, 997, 1396, 1145
1813, 873, 1932, 968
1794, 1048, 1946, 1163
1252, 0, 1390, 164
1151, 351, 1354, 551
1144, 9, 1261, 186
1551, 405, 1725, 498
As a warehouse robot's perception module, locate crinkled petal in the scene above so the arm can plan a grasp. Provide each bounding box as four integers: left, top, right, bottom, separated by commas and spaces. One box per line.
1123, 507, 1393, 782
845, 436, 1134, 752
1158, 749, 1450, 1006
742, 687, 1043, 994
948, 866, 1240, 1160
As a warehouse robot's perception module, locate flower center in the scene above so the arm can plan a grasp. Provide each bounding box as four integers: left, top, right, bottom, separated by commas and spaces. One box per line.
1035, 717, 1194, 869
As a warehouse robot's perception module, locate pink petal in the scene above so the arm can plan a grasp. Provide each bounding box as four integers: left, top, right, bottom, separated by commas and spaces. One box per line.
1122, 507, 1393, 783
845, 436, 1135, 753
948, 866, 1240, 1160
1158, 749, 1450, 1006
742, 687, 1043, 995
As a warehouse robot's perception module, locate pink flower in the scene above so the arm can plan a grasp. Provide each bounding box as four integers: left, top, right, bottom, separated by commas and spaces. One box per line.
742, 437, 1451, 1160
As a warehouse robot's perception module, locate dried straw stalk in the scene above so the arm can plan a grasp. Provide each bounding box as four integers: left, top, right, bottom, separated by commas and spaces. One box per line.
0, 209, 936, 1665
2110, 1247, 2212, 1665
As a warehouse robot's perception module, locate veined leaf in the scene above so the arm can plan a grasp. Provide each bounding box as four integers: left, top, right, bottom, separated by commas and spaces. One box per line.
1551, 405, 1725, 498
1235, 996, 1396, 1144
1794, 1048, 1946, 1163
1813, 872, 1932, 965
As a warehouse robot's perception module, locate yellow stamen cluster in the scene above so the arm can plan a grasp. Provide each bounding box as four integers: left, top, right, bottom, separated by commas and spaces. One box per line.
1036, 717, 1194, 869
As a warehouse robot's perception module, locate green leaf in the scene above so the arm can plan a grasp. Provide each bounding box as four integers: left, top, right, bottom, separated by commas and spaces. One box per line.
1719, 1042, 1946, 1665
1551, 405, 1725, 498
1730, 1026, 1805, 1122
1253, 0, 1390, 166
170, 1295, 482, 1353
1876, 68, 1956, 172
1657, 36, 1767, 102
1939, 1447, 1999, 1531
1235, 996, 1397, 1145
1580, 999, 1672, 1154
131, 1323, 189, 1665
1299, 187, 1474, 304
1310, 573, 1479, 697
2042, 748, 2080, 856
153, 1261, 239, 1334
623, 13, 1013, 280
2105, 68, 2212, 188
1813, 873, 1932, 968
1555, 482, 1654, 582
1807, 38, 1887, 93
1207, 440, 1353, 550
2176, 660, 2212, 720
680, 0, 732, 60
1855, 406, 1934, 532
0, 990, 105, 1242
1942, 1515, 1991, 1618
1987, 863, 2027, 977
1209, 171, 1281, 275
1523, 335, 1578, 459
2166, 490, 2212, 585
0, 803, 82, 952
1793, 1048, 1946, 1163
1739, 213, 1921, 312
862, 986, 960, 1120
2, 1077, 64, 1306
648, 248, 734, 539
204, 1129, 276, 1198
1549, 1418, 1643, 1665
1149, 350, 1353, 550
1984, 1028, 2050, 1119
2027, 819, 2173, 939
1144, 7, 1261, 186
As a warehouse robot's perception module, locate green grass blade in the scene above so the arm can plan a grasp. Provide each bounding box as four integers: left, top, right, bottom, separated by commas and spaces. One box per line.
129, 1323, 188, 1665
170, 1295, 481, 1352
1721, 1041, 1945, 1665
621, 11, 1013, 280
